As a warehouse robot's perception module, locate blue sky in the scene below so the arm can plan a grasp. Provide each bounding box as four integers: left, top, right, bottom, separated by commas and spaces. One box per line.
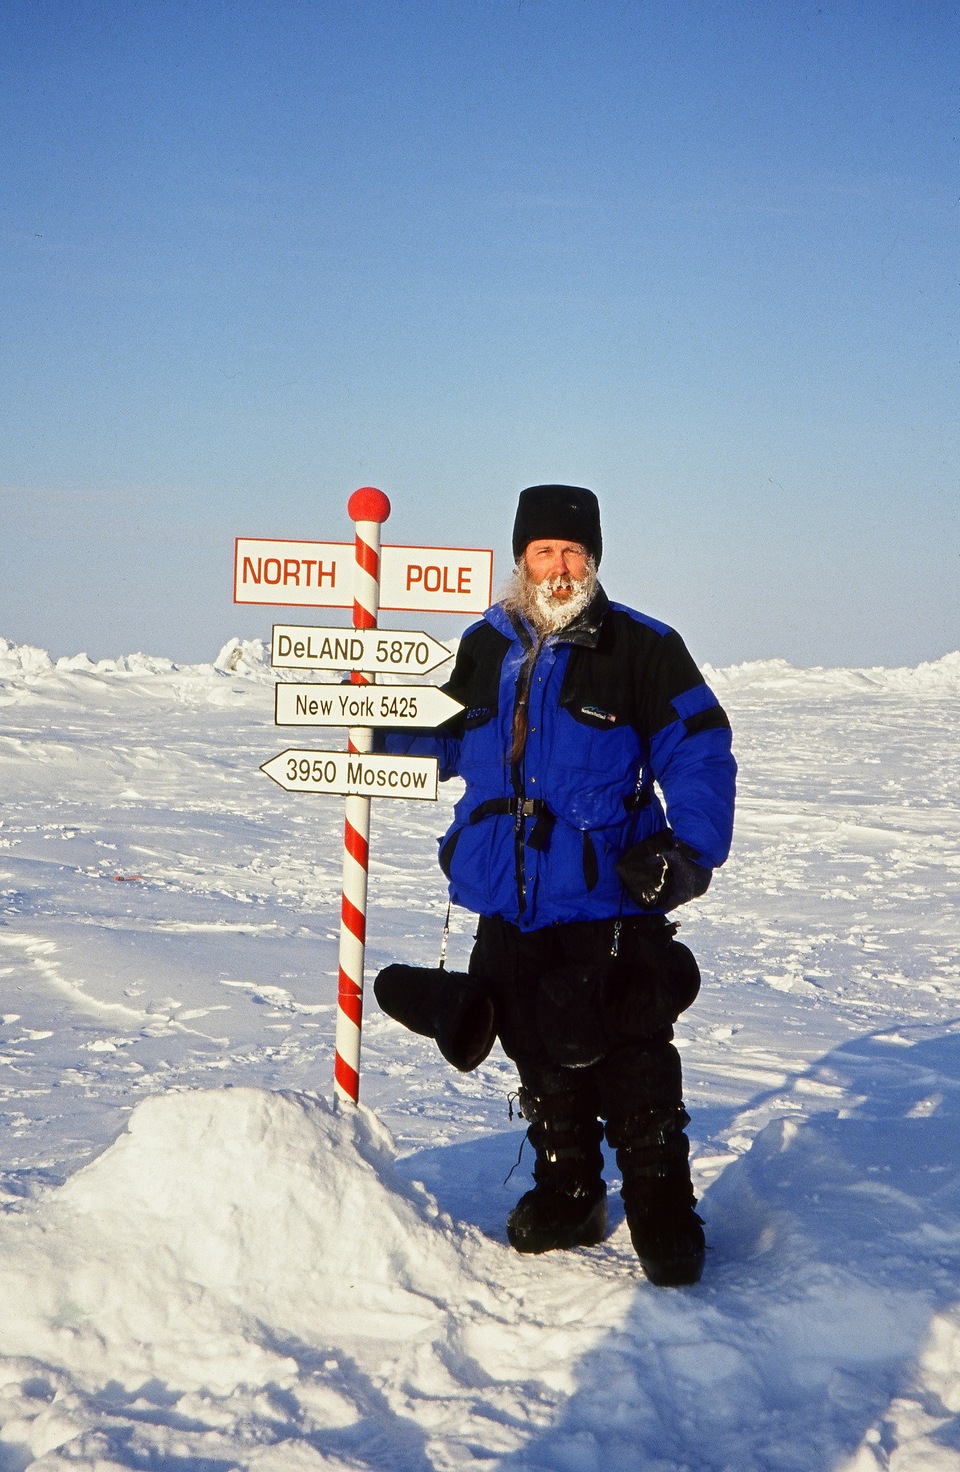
2, 0, 956, 667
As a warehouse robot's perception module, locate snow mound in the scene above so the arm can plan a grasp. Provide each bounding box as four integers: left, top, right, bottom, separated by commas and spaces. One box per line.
706, 650, 960, 698
214, 635, 271, 676
0, 1088, 468, 1399
0, 638, 55, 681
0, 634, 276, 705
56, 650, 183, 676
0, 634, 271, 688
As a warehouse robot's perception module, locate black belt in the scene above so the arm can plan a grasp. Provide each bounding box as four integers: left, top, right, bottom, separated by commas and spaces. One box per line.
469, 796, 554, 850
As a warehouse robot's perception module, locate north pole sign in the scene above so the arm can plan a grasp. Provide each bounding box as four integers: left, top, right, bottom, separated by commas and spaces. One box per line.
235, 538, 493, 614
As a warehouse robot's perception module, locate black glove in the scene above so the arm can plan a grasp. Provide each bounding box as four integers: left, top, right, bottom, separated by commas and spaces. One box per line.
616, 831, 712, 912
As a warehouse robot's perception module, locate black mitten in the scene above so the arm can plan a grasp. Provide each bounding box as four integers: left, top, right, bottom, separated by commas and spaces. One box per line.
616, 831, 711, 912
373, 964, 496, 1072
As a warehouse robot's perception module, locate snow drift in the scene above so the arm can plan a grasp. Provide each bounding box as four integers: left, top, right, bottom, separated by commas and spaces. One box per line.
0, 1089, 473, 1396
1, 636, 959, 1469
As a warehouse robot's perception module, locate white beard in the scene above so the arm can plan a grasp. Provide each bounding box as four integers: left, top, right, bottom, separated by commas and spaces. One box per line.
504, 559, 597, 634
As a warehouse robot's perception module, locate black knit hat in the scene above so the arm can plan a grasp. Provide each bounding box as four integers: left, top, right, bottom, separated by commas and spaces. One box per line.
512, 484, 602, 566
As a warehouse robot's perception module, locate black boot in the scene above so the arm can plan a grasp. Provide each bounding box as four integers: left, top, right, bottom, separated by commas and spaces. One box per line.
606, 1107, 705, 1286
506, 1086, 607, 1254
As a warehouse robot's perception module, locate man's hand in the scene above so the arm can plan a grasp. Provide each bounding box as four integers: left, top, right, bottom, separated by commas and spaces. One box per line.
616, 831, 712, 912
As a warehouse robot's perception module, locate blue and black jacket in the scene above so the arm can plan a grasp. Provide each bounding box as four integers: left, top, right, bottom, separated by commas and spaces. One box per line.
387, 587, 736, 931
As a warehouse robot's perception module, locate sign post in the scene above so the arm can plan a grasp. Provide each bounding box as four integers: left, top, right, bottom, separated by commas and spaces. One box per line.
237, 490, 492, 1106
334, 487, 390, 1105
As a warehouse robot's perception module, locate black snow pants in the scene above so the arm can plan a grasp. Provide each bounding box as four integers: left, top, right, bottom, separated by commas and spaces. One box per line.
467, 911, 699, 1123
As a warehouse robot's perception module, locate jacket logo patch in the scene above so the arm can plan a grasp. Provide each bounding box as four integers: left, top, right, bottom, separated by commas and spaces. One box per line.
580, 704, 618, 724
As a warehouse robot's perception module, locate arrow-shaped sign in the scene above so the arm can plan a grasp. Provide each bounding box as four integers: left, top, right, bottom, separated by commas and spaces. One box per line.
271, 624, 453, 676
275, 682, 463, 729
261, 749, 438, 801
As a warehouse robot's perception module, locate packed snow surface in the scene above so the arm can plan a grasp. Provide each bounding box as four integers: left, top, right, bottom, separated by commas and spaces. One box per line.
1, 633, 959, 1470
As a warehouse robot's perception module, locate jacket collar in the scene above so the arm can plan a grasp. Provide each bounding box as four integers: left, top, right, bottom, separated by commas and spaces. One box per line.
556, 585, 609, 648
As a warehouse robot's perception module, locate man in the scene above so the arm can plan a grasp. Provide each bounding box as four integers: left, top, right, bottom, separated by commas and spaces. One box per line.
378, 485, 736, 1286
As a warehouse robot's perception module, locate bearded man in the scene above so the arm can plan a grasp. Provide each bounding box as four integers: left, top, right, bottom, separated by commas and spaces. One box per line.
379, 485, 736, 1286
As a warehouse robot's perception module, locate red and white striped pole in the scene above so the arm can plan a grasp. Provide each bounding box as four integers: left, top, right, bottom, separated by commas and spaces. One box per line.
334, 486, 391, 1104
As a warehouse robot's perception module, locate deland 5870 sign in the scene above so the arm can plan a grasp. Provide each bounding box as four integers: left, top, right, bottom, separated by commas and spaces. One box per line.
235, 539, 492, 615
271, 624, 452, 676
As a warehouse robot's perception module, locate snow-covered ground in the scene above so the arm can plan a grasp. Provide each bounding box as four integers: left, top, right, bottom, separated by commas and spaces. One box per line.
1, 633, 959, 1471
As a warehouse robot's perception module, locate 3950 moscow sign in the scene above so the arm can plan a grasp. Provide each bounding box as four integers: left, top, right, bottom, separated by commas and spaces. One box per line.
260, 750, 438, 801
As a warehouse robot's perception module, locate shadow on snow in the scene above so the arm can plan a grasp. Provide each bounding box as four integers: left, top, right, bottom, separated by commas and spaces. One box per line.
401, 1026, 960, 1472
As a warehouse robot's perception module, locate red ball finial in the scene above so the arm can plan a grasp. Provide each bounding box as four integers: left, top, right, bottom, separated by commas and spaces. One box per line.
348, 486, 391, 524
